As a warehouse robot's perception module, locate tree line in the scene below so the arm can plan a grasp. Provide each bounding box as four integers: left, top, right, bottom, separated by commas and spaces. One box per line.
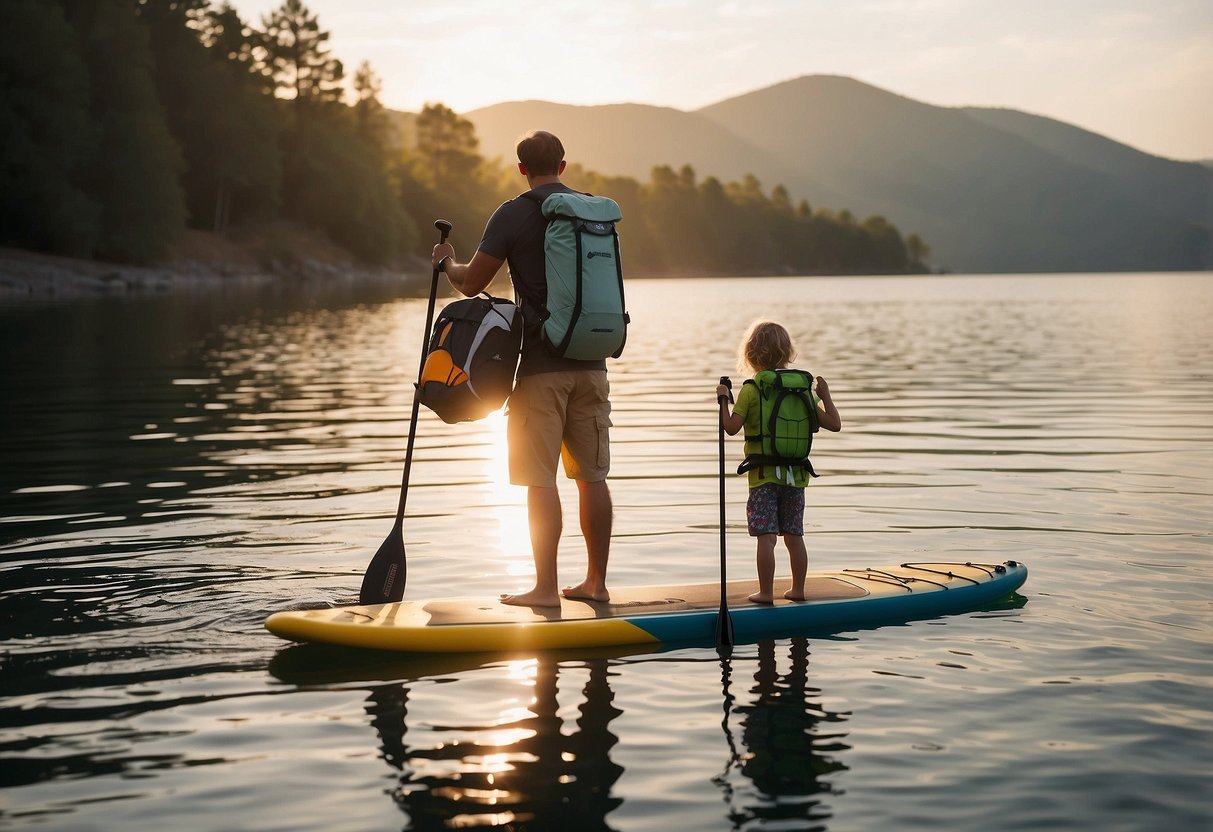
0, 0, 929, 274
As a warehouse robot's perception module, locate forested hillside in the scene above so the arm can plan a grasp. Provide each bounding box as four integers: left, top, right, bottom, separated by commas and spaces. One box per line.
471, 76, 1213, 273
0, 1, 926, 276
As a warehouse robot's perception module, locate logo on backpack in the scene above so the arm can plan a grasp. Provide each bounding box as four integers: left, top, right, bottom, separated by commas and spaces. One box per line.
523, 190, 629, 361
737, 369, 821, 482
417, 295, 522, 424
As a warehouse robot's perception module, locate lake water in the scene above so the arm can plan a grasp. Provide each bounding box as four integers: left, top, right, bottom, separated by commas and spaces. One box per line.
1, 273, 1211, 831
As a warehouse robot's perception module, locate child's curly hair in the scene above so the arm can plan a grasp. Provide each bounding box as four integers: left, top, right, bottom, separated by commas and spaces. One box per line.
738, 320, 795, 374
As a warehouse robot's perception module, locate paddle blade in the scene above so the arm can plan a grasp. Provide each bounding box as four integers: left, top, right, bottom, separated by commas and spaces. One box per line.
359, 523, 406, 604
714, 606, 735, 654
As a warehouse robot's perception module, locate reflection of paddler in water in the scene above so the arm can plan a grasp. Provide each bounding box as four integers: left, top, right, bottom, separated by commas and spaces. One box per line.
365, 654, 623, 830
716, 638, 848, 826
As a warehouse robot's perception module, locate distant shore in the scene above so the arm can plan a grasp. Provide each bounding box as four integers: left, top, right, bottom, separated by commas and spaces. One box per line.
0, 224, 430, 300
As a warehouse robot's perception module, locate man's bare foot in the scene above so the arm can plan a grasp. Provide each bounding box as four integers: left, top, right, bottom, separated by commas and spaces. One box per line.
783, 590, 806, 602
748, 591, 774, 604
500, 589, 563, 608
562, 581, 610, 603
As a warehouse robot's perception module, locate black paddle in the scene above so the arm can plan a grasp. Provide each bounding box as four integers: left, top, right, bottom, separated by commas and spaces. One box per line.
715, 375, 735, 652
359, 218, 452, 605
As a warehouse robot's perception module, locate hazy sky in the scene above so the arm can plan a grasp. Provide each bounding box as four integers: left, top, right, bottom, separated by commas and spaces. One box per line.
229, 0, 1213, 160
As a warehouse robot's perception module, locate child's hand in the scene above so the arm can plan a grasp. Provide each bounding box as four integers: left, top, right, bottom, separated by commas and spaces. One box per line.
715, 384, 730, 399
815, 376, 831, 399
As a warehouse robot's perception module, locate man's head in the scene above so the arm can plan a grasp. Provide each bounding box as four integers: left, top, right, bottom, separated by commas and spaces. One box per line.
516, 130, 566, 179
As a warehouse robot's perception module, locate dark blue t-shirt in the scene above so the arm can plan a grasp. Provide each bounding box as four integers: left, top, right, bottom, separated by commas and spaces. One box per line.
478, 183, 608, 377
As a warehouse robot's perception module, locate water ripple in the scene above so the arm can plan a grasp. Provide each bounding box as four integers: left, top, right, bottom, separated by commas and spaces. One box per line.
1, 274, 1211, 829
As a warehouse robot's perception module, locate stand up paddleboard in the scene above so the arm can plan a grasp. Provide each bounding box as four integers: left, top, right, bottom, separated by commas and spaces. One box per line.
265, 561, 1026, 653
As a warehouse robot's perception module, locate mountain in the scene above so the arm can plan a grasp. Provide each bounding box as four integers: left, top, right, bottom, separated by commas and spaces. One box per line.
463, 99, 855, 204
466, 76, 1213, 273
961, 107, 1212, 234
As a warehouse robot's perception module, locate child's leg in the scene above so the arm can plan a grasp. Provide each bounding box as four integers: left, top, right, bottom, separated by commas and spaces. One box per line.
749, 534, 778, 603
782, 534, 808, 600
745, 484, 781, 604
776, 486, 808, 600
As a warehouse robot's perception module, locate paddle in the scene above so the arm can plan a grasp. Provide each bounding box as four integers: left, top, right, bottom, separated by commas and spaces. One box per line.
715, 375, 735, 652
359, 219, 453, 605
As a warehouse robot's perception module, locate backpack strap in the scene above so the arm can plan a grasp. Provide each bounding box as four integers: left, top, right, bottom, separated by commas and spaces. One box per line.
737, 455, 818, 478
520, 188, 592, 209
556, 215, 585, 357
513, 192, 552, 330
740, 379, 759, 440
523, 190, 582, 356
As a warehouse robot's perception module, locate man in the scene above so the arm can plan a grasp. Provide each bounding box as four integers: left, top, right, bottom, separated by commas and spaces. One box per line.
431, 130, 614, 608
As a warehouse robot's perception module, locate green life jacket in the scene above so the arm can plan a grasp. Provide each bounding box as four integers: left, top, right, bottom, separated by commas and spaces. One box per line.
738, 369, 821, 480
523, 190, 628, 361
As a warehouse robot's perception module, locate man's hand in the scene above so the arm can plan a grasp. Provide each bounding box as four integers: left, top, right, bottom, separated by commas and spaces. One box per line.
432, 242, 454, 268
431, 248, 505, 297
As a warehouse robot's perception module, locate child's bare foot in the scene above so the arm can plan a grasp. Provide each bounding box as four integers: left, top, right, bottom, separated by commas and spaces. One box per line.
748, 591, 774, 604
500, 589, 563, 608
562, 581, 610, 603
783, 589, 806, 602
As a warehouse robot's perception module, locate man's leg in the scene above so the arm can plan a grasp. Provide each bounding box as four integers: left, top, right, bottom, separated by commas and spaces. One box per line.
503, 373, 569, 608
502, 485, 563, 607
563, 479, 612, 602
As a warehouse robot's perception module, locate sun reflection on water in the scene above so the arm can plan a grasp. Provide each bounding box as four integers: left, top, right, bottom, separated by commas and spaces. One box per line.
479, 411, 530, 574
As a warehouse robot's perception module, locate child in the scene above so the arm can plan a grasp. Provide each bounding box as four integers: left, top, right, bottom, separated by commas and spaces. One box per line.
716, 321, 842, 603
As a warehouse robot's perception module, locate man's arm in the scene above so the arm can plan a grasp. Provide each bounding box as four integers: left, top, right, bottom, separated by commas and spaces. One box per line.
432, 245, 504, 297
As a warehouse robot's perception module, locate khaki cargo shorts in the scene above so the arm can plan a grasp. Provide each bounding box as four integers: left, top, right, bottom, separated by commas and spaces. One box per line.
506, 370, 611, 487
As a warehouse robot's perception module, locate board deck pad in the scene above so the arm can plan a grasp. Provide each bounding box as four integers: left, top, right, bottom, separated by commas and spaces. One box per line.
423, 577, 867, 625
266, 562, 1027, 653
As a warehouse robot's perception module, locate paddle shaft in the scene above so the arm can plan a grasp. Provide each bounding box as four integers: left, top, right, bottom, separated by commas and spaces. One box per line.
359, 220, 452, 604
715, 375, 735, 649
390, 221, 451, 525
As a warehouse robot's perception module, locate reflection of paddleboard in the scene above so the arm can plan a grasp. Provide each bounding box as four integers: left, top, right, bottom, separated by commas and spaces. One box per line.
267, 642, 663, 686
265, 561, 1027, 653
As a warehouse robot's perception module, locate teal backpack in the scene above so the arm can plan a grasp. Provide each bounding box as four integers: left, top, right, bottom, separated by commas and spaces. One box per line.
738, 369, 821, 480
523, 190, 628, 360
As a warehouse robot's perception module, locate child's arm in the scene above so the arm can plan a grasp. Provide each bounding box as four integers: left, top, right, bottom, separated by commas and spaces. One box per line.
815, 376, 842, 432
715, 384, 744, 435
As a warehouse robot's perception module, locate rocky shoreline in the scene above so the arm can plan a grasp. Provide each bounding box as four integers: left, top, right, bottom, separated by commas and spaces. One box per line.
0, 247, 431, 300
0, 227, 431, 300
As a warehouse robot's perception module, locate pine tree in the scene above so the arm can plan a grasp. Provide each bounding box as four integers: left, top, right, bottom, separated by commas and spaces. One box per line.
257, 0, 344, 105
412, 103, 481, 185
142, 0, 282, 231
0, 0, 98, 255
63, 0, 186, 262
906, 233, 930, 270
202, 2, 263, 83
398, 103, 491, 243
352, 60, 389, 155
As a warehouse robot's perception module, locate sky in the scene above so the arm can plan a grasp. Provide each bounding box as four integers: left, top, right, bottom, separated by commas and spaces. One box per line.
229, 0, 1213, 161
